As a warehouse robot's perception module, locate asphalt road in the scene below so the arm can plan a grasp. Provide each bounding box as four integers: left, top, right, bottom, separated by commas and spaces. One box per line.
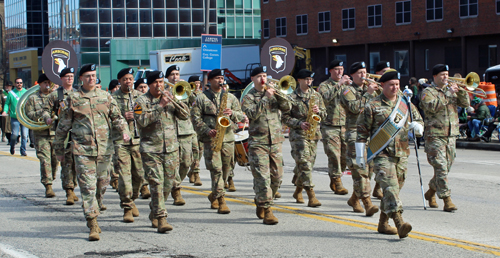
0, 139, 499, 257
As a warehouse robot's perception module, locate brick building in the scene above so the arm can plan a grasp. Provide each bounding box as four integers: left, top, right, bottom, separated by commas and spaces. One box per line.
261, 0, 500, 84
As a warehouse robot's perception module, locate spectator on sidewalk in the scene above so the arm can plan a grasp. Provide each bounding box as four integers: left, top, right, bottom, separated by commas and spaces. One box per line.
2, 78, 28, 155
467, 97, 491, 141
480, 105, 500, 142
1, 82, 13, 143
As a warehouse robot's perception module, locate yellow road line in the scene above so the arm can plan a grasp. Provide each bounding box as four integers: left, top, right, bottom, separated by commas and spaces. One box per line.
0, 151, 39, 162
182, 186, 500, 256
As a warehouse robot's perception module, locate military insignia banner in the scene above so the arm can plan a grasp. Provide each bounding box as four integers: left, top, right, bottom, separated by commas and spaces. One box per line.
41, 41, 79, 86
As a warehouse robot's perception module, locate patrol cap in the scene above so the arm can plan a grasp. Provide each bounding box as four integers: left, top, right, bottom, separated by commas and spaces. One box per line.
188, 75, 201, 83
59, 67, 75, 78
378, 70, 400, 83
108, 79, 119, 91
375, 61, 390, 73
147, 71, 164, 85
432, 64, 449, 76
134, 78, 147, 89
328, 60, 344, 70
117, 68, 134, 80
79, 63, 96, 76
165, 65, 180, 77
37, 73, 50, 84
296, 69, 315, 79
208, 69, 224, 80
350, 62, 366, 74
472, 97, 482, 105
250, 66, 267, 77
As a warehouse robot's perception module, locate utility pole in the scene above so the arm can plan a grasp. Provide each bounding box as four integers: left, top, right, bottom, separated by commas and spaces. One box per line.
203, 0, 210, 88
60, 0, 64, 40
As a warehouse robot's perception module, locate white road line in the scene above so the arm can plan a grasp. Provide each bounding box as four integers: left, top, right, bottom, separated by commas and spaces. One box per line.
0, 243, 38, 258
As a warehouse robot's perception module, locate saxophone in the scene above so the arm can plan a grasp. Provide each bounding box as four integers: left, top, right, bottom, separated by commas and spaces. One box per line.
212, 90, 231, 152
305, 92, 322, 140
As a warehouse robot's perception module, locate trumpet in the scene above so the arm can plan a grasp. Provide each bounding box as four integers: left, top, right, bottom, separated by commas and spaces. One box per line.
447, 72, 486, 97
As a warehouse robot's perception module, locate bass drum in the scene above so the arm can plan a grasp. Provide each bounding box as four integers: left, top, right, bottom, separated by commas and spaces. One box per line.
234, 129, 249, 167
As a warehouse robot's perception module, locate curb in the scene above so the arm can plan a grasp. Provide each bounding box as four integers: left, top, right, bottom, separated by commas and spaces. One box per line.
456, 140, 500, 151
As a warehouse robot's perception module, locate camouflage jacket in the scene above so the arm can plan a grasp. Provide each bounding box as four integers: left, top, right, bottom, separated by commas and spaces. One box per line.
166, 84, 196, 136
112, 88, 143, 145
25, 90, 56, 136
134, 91, 189, 153
241, 87, 291, 145
357, 94, 423, 157
282, 87, 326, 141
318, 77, 346, 127
192, 89, 244, 143
340, 82, 377, 130
42, 86, 79, 126
54, 88, 129, 157
419, 82, 469, 137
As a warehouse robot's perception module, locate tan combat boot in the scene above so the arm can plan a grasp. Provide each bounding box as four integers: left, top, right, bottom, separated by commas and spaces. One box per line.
171, 188, 186, 206
274, 191, 281, 199
123, 209, 134, 223
227, 177, 236, 192
45, 185, 56, 198
291, 174, 297, 185
98, 200, 107, 211
377, 212, 397, 235
263, 207, 279, 225
149, 211, 158, 228
131, 202, 139, 217
443, 196, 457, 212
256, 206, 265, 219
65, 189, 75, 205
193, 172, 203, 186
424, 189, 438, 208
392, 211, 412, 239
305, 188, 321, 207
86, 218, 100, 241
140, 185, 151, 199
372, 183, 383, 200
208, 192, 219, 209
217, 196, 231, 214
157, 217, 173, 233
71, 189, 79, 201
347, 193, 364, 213
361, 197, 379, 217
110, 179, 118, 190
292, 186, 305, 203
330, 177, 349, 195
187, 171, 195, 183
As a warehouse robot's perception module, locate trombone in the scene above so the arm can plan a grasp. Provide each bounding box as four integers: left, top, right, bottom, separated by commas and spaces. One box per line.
266, 75, 296, 103
163, 81, 191, 116
447, 72, 487, 98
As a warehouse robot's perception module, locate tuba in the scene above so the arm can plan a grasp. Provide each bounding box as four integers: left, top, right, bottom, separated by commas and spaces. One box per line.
212, 90, 231, 152
305, 93, 321, 140
16, 84, 58, 130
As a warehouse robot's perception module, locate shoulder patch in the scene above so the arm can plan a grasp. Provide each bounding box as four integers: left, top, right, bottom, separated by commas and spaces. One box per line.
133, 103, 142, 114
421, 93, 427, 101
343, 89, 356, 101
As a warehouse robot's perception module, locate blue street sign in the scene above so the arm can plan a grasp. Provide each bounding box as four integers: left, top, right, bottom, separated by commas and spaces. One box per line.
201, 34, 222, 71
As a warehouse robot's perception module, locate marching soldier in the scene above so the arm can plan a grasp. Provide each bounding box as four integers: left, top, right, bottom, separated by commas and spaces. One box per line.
134, 70, 189, 233
318, 60, 350, 195
357, 70, 424, 238
241, 66, 291, 224
112, 68, 149, 222
54, 64, 130, 241
283, 69, 326, 207
25, 74, 58, 198
108, 79, 120, 191
187, 75, 203, 186
420, 64, 469, 212
340, 62, 379, 216
43, 68, 79, 205
134, 78, 149, 94
192, 69, 244, 214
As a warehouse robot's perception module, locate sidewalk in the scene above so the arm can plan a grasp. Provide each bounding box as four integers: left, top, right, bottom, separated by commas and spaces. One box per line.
456, 139, 500, 151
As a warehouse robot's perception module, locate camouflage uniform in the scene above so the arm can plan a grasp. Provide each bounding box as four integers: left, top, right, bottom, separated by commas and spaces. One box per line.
318, 78, 347, 178
192, 89, 244, 198
241, 87, 291, 208
134, 91, 189, 219
189, 90, 203, 175
282, 88, 326, 189
26, 90, 58, 186
420, 82, 469, 198
357, 94, 423, 216
112, 88, 145, 209
340, 82, 377, 198
53, 88, 128, 219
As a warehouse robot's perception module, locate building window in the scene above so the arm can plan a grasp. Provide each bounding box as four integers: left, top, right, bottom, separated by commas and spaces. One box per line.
263, 0, 268, 3
445, 46, 462, 69
479, 45, 498, 68
318, 11, 331, 32
335, 54, 347, 64
497, 0, 500, 14
276, 17, 286, 37
394, 50, 409, 76
369, 52, 380, 73
342, 8, 355, 30
263, 19, 270, 38
296, 14, 307, 35
460, 0, 478, 18
427, 0, 443, 21
396, 1, 411, 25
367, 5, 382, 28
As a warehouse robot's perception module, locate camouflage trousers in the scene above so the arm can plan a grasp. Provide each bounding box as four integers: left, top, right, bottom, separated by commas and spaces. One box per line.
60, 144, 77, 190
425, 136, 456, 199
290, 138, 318, 189
174, 134, 196, 188
73, 155, 111, 219
109, 153, 119, 183
373, 155, 408, 217
204, 141, 234, 198
115, 144, 144, 209
249, 143, 284, 208
321, 125, 347, 178
346, 129, 372, 198
189, 137, 203, 174
141, 151, 178, 219
34, 135, 58, 186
